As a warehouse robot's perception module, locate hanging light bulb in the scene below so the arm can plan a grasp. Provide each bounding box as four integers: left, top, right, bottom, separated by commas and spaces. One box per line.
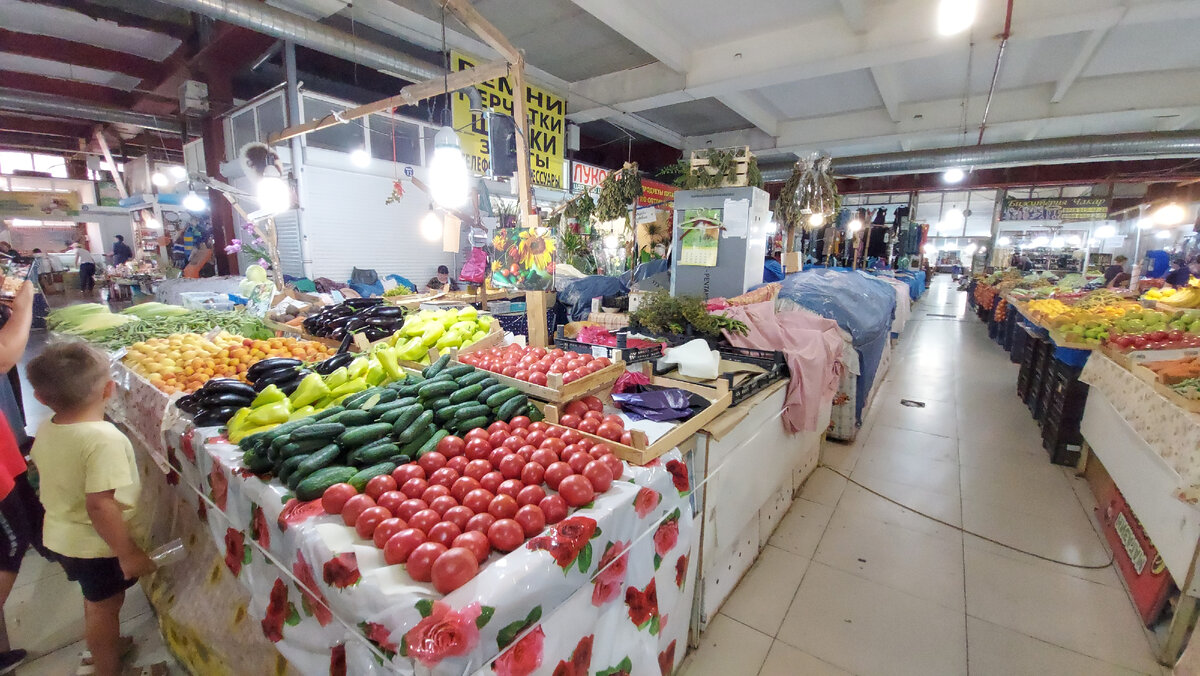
807, 212, 825, 227
144, 216, 161, 230
182, 186, 206, 212
168, 166, 187, 180
996, 236, 1012, 246
256, 175, 291, 214
847, 218, 863, 233
1153, 202, 1186, 226
1031, 235, 1049, 247
1155, 229, 1172, 240
943, 167, 965, 183
151, 172, 169, 188
349, 147, 371, 168
937, 0, 977, 36
429, 126, 468, 208
421, 210, 443, 241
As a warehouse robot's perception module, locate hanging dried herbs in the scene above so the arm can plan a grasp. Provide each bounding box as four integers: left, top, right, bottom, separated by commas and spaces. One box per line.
629, 290, 749, 338
594, 166, 643, 222
659, 148, 762, 189
776, 163, 804, 233
564, 189, 595, 224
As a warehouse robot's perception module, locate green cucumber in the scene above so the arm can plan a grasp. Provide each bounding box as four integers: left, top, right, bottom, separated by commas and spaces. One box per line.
290, 422, 346, 442
242, 449, 273, 474
442, 364, 474, 380
485, 387, 523, 408
326, 409, 372, 427
262, 418, 313, 443
277, 454, 306, 484
416, 429, 449, 457
381, 404, 423, 426
396, 410, 434, 443
337, 422, 394, 449
449, 384, 483, 405
452, 403, 491, 421
455, 416, 490, 434
355, 442, 401, 465
347, 387, 398, 410
343, 387, 384, 410
280, 437, 333, 458
454, 370, 490, 387
397, 424, 437, 457
238, 430, 273, 453
349, 462, 398, 492
417, 379, 457, 400
527, 403, 545, 423
434, 402, 465, 425
386, 453, 414, 466
422, 354, 451, 378
312, 405, 346, 421
393, 384, 422, 398
370, 398, 417, 419
295, 466, 357, 501
477, 384, 508, 403
294, 443, 342, 481
496, 394, 529, 422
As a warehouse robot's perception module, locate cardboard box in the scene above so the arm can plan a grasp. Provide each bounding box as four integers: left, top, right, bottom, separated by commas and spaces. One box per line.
783, 251, 802, 273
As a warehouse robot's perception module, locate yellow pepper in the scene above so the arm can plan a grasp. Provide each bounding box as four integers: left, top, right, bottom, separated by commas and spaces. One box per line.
324, 366, 350, 390
366, 362, 387, 386
224, 407, 253, 440
229, 421, 278, 444
329, 377, 368, 398
247, 400, 290, 427
289, 373, 330, 408
347, 357, 370, 379
251, 384, 286, 408
376, 346, 404, 381
287, 405, 316, 421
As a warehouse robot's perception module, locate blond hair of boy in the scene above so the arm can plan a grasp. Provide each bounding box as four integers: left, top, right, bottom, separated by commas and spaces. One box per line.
28, 342, 154, 676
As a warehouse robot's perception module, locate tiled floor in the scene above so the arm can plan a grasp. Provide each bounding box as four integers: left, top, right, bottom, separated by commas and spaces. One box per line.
682, 276, 1168, 676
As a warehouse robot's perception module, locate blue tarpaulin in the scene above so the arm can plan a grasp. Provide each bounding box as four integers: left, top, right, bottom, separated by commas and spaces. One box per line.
559, 275, 629, 321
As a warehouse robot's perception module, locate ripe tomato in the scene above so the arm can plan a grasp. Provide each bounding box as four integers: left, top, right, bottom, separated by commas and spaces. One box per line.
451, 476, 481, 502
392, 464, 425, 484
516, 484, 547, 507
431, 546, 479, 593
514, 504, 546, 537
420, 484, 450, 504
354, 506, 393, 539
592, 358, 611, 368
465, 437, 492, 461
602, 454, 623, 480
501, 365, 519, 378
525, 431, 548, 448
529, 372, 548, 386
497, 479, 525, 499
558, 474, 595, 507
377, 490, 406, 515
429, 495, 459, 516
540, 437, 567, 454
488, 494, 519, 519
487, 518, 524, 552
499, 453, 526, 479
464, 459, 492, 481
427, 521, 463, 548
464, 428, 491, 444
602, 414, 624, 428
462, 489, 495, 514
428, 467, 460, 488
488, 431, 510, 449
321, 483, 357, 515
341, 494, 376, 527
560, 429, 584, 445
562, 370, 582, 384
445, 455, 469, 474
539, 495, 568, 524
406, 542, 447, 582
517, 444, 537, 462
488, 447, 510, 468
465, 512, 496, 534
488, 421, 511, 435
543, 425, 564, 438
417, 451, 447, 474
544, 462, 573, 490
530, 448, 557, 467
578, 418, 600, 435
583, 410, 604, 422
436, 435, 466, 458
501, 436, 524, 453
596, 422, 623, 441
583, 460, 614, 493
520, 461, 545, 486
396, 498, 428, 521
373, 517, 409, 549
408, 509, 442, 534
528, 421, 549, 433
514, 370, 531, 381
620, 431, 633, 445
480, 471, 504, 493
549, 348, 565, 359
364, 475, 397, 501
567, 452, 590, 474
558, 414, 582, 429
383, 528, 426, 565
564, 400, 590, 418
453, 531, 492, 564
442, 505, 474, 530
401, 478, 429, 499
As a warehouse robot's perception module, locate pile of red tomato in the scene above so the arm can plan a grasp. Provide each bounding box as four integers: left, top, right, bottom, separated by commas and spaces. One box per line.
458, 345, 613, 386
558, 396, 633, 446
321, 415, 625, 594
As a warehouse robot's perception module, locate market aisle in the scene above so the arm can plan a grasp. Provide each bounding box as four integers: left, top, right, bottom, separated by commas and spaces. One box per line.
683, 275, 1166, 676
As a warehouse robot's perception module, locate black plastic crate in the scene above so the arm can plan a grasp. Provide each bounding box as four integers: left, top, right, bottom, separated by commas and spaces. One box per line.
1010, 319, 1029, 363
1042, 419, 1083, 466
651, 344, 789, 406
554, 327, 664, 364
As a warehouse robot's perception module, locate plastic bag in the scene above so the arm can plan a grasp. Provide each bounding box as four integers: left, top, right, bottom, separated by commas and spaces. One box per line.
611, 388, 694, 422
350, 267, 379, 286
612, 369, 650, 394
460, 247, 487, 284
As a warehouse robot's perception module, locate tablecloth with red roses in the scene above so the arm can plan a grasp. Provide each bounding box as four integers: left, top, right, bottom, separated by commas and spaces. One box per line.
141, 401, 696, 675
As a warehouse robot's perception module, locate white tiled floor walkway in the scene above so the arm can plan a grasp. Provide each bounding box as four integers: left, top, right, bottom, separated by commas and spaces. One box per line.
683, 275, 1168, 676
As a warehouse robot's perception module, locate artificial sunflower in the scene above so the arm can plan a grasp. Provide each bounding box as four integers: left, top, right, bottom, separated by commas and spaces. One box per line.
518, 229, 555, 271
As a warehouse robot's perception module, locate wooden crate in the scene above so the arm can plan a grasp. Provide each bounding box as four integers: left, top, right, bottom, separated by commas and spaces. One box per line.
377, 318, 504, 360
1151, 380, 1200, 414
689, 146, 753, 188
540, 375, 732, 465
451, 358, 626, 404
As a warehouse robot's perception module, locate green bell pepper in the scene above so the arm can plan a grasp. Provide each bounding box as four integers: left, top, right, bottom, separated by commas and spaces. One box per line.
288, 373, 330, 408
250, 384, 286, 408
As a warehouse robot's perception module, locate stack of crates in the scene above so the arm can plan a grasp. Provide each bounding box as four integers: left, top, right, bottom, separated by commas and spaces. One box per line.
1040, 359, 1090, 466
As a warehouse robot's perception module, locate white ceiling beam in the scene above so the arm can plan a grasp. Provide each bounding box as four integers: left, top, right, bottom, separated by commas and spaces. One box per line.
715, 92, 779, 136
568, 0, 689, 72
1050, 4, 1127, 104
837, 0, 868, 33
602, 113, 685, 149
869, 65, 903, 123
567, 62, 688, 121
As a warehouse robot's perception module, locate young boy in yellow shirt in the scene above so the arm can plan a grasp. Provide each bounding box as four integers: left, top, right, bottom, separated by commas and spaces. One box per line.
27, 343, 155, 676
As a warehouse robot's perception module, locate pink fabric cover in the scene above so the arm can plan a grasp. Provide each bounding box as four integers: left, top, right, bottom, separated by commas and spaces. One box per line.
719, 301, 844, 433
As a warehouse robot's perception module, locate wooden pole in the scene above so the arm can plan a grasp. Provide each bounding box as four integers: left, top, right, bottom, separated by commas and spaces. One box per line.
526, 289, 548, 348
510, 54, 534, 218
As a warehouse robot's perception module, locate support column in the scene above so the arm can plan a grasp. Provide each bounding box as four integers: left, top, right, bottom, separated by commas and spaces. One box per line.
201, 72, 237, 276
284, 41, 310, 278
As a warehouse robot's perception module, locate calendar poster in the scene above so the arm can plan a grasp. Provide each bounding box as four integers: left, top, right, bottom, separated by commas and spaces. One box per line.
678, 208, 721, 266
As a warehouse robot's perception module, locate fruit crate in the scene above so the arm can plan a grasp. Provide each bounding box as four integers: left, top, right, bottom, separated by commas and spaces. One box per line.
652, 345, 789, 406
538, 374, 731, 465
688, 146, 754, 188
451, 357, 627, 404
554, 326, 665, 365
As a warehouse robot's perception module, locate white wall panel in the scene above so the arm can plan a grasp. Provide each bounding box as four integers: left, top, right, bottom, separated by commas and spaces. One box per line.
300, 151, 454, 284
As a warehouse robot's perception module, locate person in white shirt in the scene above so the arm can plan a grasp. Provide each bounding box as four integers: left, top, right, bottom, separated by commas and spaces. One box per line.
72, 242, 96, 293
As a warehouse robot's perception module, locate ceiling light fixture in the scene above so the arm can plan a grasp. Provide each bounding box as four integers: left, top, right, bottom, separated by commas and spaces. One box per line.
1153, 202, 1186, 226
937, 0, 977, 36
168, 166, 187, 180
807, 212, 826, 227
350, 147, 371, 168
1094, 224, 1116, 239
847, 218, 863, 233
1137, 218, 1155, 230
943, 167, 965, 183
182, 186, 206, 212
429, 126, 468, 209
151, 172, 169, 188
421, 209, 443, 241
996, 236, 1012, 246
1155, 229, 1172, 240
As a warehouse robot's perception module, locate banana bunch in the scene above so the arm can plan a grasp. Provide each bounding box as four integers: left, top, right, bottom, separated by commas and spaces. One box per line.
1160, 286, 1200, 309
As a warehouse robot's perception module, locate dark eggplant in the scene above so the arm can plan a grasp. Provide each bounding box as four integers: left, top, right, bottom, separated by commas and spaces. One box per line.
175, 394, 203, 414
247, 358, 302, 381
345, 318, 370, 332
252, 365, 302, 390
327, 315, 356, 330
365, 316, 400, 328
199, 392, 255, 408
194, 406, 241, 427
361, 305, 404, 318
337, 333, 354, 355
314, 352, 354, 375
326, 305, 357, 317
343, 297, 384, 308
198, 378, 256, 399
274, 370, 310, 396
328, 327, 347, 340
362, 327, 390, 342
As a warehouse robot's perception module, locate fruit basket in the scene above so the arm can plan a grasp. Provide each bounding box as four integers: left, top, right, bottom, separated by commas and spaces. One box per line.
539, 375, 731, 465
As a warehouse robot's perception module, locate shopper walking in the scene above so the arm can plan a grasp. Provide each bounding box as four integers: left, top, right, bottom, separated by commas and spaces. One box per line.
0, 280, 40, 675
110, 236, 133, 267
73, 243, 96, 294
